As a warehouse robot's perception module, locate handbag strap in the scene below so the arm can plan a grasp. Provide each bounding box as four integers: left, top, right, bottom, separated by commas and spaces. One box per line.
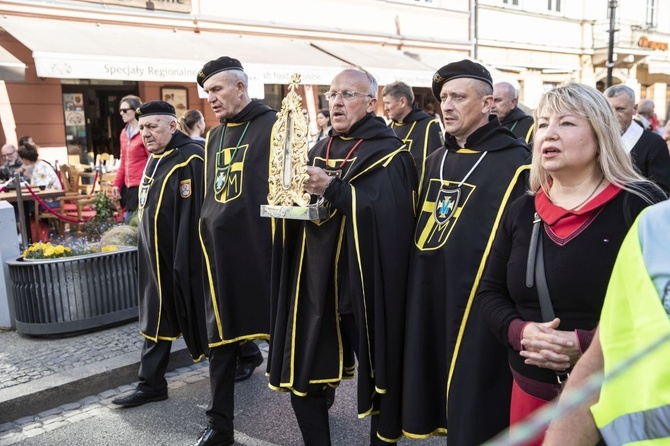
526, 212, 556, 321
526, 212, 569, 384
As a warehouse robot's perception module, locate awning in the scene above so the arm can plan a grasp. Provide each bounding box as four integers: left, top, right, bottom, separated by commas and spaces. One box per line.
0, 16, 345, 86
0, 44, 25, 82
0, 16, 468, 88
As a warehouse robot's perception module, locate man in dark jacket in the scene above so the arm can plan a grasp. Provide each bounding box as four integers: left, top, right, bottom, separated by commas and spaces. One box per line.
605, 85, 670, 194
112, 101, 208, 408
193, 57, 275, 446
492, 81, 534, 147
402, 60, 530, 445
268, 69, 418, 444
382, 81, 443, 187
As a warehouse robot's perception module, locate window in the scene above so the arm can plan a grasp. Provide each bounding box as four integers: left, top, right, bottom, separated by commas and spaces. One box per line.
503, 0, 520, 5
548, 0, 561, 12
646, 0, 657, 27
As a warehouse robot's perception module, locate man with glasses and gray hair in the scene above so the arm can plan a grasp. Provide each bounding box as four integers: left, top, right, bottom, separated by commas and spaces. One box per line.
267, 69, 418, 444
1, 143, 23, 182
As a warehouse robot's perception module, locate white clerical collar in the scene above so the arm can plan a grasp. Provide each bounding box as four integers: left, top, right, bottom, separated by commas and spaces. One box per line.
621, 121, 643, 153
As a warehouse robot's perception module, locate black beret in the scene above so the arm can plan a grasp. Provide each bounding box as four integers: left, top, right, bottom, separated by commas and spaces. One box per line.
431, 59, 493, 100
197, 56, 244, 88
136, 101, 176, 118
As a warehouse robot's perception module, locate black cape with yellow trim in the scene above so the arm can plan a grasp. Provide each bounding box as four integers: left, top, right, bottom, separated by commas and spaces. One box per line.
199, 99, 276, 347
268, 114, 418, 442
138, 130, 208, 361
402, 117, 530, 445
500, 106, 534, 147
390, 102, 443, 187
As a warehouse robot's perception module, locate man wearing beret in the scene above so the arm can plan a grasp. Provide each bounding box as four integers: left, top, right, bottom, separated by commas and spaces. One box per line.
112, 101, 208, 408
267, 69, 417, 444
194, 57, 275, 446
402, 60, 530, 444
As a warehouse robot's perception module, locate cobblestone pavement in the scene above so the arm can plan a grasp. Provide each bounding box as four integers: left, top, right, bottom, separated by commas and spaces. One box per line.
0, 362, 210, 445
0, 322, 142, 391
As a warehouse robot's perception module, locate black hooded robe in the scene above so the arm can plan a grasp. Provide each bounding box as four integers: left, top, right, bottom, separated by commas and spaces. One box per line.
402, 118, 530, 445
500, 106, 534, 147
268, 114, 418, 442
390, 102, 443, 188
199, 100, 276, 347
138, 131, 208, 361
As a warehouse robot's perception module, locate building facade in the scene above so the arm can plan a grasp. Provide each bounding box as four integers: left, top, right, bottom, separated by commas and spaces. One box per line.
3, 0, 670, 158
477, 0, 670, 120
0, 0, 472, 159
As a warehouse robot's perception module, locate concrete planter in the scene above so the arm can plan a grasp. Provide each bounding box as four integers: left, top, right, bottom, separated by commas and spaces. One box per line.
6, 248, 138, 336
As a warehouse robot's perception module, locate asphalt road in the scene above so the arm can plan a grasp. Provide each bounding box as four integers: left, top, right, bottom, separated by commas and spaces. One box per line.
3, 362, 446, 446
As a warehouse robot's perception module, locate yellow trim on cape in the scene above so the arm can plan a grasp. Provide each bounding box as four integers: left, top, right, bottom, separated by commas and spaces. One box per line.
446, 164, 530, 402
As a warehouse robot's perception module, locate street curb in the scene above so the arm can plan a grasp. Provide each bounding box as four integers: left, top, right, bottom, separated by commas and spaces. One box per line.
0, 338, 194, 423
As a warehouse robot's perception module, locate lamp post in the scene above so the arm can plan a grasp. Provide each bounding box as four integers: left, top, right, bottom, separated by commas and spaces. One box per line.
607, 0, 619, 88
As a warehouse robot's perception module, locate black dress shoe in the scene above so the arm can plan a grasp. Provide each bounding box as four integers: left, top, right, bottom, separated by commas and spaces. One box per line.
192, 427, 234, 446
111, 390, 168, 407
234, 353, 263, 382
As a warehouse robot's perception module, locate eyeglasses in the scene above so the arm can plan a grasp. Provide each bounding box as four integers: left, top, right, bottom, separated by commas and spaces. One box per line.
119, 108, 133, 114
324, 91, 373, 102
2, 152, 15, 158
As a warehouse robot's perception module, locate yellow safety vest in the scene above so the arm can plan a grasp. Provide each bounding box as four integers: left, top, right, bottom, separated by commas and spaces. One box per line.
591, 213, 670, 445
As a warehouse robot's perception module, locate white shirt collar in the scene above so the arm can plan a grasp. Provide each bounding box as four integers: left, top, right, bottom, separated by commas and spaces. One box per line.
621, 121, 643, 153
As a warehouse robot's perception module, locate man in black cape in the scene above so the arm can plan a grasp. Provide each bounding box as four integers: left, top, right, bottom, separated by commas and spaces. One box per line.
193, 57, 275, 446
268, 69, 417, 444
492, 81, 534, 147
382, 80, 443, 187
402, 60, 530, 445
112, 100, 208, 408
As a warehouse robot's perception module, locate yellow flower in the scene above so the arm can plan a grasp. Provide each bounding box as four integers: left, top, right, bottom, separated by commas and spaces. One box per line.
101, 245, 118, 252
54, 245, 65, 255
43, 246, 56, 257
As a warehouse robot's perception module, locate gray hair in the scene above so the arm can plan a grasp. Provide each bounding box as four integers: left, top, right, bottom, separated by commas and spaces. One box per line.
365, 71, 378, 98
604, 84, 635, 105
637, 99, 655, 116
382, 81, 414, 103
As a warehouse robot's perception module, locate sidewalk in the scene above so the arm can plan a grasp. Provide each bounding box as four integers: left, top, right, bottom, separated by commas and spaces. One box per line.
0, 321, 194, 425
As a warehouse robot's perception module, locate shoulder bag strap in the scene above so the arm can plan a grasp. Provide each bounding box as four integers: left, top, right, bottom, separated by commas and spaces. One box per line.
526, 212, 556, 321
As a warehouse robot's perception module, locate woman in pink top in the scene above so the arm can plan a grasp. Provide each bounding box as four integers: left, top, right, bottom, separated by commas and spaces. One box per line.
112, 95, 148, 223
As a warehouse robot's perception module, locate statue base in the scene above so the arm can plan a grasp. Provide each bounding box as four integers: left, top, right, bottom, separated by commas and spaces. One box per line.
260, 204, 328, 220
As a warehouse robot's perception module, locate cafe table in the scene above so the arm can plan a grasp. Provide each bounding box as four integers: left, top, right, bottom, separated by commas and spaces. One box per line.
0, 187, 65, 247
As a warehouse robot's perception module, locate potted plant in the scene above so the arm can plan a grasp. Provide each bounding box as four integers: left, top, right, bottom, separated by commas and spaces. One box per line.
6, 218, 139, 336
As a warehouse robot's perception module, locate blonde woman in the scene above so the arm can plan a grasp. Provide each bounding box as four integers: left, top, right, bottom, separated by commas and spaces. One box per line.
477, 82, 665, 446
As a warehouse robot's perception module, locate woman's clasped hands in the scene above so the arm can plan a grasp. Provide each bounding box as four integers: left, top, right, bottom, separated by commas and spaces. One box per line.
519, 318, 580, 371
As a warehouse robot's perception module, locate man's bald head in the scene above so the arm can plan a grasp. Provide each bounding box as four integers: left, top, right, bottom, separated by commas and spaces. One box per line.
491, 82, 518, 122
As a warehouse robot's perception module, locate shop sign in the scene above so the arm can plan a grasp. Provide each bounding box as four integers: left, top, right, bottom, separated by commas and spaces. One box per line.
73, 0, 191, 13
638, 36, 669, 51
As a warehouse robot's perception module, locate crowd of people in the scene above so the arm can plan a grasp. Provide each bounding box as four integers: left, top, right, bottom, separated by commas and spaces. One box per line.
49, 55, 668, 446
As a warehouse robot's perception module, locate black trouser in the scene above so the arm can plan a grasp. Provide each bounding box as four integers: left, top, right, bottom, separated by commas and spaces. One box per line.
137, 339, 171, 395
290, 313, 389, 445
238, 339, 261, 362
206, 342, 239, 434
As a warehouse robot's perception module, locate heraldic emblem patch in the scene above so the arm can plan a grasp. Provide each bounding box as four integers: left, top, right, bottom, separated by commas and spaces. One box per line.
180, 179, 191, 198
414, 179, 474, 250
